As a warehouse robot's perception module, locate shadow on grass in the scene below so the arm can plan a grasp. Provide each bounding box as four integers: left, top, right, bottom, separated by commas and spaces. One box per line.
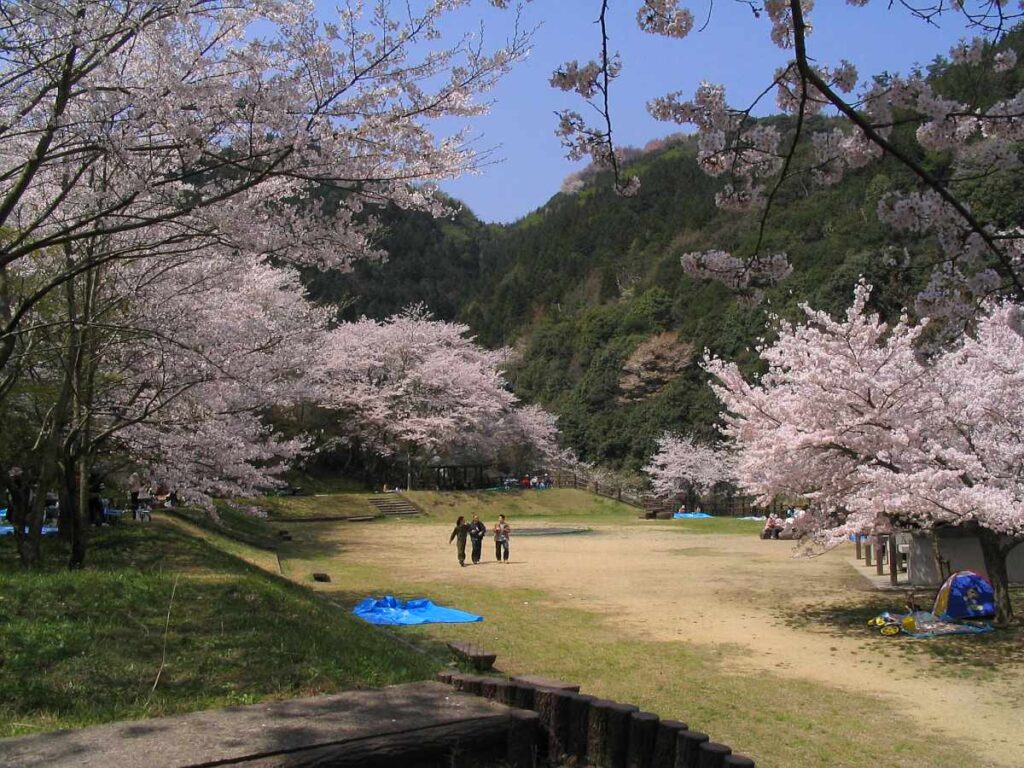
776, 589, 1024, 675
173, 505, 282, 550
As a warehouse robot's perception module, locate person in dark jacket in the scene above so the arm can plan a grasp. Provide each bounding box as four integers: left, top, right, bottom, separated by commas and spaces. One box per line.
449, 515, 470, 566
494, 514, 511, 563
468, 514, 487, 564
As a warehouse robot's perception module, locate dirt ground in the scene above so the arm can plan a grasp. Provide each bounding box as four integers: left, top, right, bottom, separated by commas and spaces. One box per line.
306, 522, 1024, 767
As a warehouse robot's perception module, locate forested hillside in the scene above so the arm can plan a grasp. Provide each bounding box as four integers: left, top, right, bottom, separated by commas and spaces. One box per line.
308, 29, 1024, 471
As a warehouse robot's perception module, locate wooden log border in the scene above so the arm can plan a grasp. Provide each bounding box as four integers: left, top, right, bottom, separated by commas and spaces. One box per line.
439, 675, 757, 767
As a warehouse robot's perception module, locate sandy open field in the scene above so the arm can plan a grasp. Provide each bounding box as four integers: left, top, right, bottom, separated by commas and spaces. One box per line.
285, 520, 1024, 767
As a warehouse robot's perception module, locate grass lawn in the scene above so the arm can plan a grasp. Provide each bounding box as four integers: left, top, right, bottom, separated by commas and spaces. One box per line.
404, 488, 641, 524
257, 493, 376, 520
0, 520, 439, 738
5, 486, 1018, 767
405, 489, 763, 534
277, 544, 982, 768
258, 488, 765, 535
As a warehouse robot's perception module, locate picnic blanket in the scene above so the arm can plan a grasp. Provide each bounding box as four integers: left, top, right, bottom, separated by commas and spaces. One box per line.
873, 610, 994, 639
352, 595, 483, 626
673, 512, 713, 519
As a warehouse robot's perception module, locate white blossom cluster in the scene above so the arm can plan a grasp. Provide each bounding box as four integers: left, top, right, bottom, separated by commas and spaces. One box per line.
643, 433, 736, 497
705, 281, 1024, 619
680, 250, 792, 290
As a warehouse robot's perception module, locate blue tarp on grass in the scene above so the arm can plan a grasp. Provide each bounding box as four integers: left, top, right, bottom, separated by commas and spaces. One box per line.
352, 595, 483, 626
0, 524, 59, 536
673, 512, 713, 519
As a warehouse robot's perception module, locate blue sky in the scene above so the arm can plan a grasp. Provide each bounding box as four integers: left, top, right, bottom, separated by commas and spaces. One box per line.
418, 2, 980, 224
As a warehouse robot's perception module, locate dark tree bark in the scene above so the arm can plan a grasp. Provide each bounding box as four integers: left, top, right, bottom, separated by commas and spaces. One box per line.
977, 527, 1018, 626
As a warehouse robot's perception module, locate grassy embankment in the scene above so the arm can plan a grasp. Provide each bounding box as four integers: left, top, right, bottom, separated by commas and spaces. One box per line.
407, 489, 765, 534
260, 486, 763, 533
0, 517, 439, 738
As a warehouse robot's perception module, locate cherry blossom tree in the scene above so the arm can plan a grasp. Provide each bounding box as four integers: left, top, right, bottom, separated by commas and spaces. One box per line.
643, 432, 735, 497
101, 255, 327, 501
705, 283, 1024, 624
317, 307, 518, 488
0, 0, 529, 375
0, 0, 530, 566
0, 240, 329, 566
552, 1, 1024, 313
456, 402, 560, 474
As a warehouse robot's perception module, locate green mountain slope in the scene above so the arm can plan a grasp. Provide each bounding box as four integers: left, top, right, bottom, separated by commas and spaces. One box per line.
307, 28, 1024, 471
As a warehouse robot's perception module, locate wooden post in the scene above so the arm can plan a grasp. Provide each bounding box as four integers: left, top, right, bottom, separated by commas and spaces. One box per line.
607, 703, 639, 768
723, 755, 756, 767
567, 693, 597, 761
587, 700, 616, 767
457, 675, 484, 696
696, 742, 732, 768
480, 678, 499, 700
651, 719, 687, 768
511, 682, 535, 711
492, 679, 514, 706
627, 711, 660, 768
535, 688, 574, 764
675, 730, 710, 768
506, 708, 540, 768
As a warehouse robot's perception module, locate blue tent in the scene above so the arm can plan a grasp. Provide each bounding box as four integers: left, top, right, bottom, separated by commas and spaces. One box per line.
933, 570, 996, 621
352, 595, 483, 626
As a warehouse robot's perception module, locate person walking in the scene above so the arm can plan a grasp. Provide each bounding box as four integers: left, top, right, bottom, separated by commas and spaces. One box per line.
468, 514, 487, 564
494, 514, 511, 563
449, 515, 470, 566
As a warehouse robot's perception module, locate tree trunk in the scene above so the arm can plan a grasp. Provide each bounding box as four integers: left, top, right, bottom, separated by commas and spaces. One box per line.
977, 527, 1016, 626
26, 448, 63, 568
68, 453, 88, 569
6, 481, 33, 567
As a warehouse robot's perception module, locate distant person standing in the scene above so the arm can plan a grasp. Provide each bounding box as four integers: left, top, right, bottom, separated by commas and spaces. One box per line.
128, 472, 142, 518
494, 514, 511, 563
468, 514, 487, 564
449, 515, 470, 567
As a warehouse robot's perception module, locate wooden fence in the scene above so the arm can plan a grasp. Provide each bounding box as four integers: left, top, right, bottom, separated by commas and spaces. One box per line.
551, 471, 785, 519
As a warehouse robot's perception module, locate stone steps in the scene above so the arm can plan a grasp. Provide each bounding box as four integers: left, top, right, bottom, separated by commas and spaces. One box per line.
367, 495, 421, 517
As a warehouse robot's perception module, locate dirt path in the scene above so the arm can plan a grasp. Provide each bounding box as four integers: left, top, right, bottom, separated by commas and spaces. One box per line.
302, 522, 1024, 767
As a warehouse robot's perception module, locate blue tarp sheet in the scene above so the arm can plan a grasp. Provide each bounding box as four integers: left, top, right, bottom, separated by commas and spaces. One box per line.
352, 595, 483, 626
673, 512, 713, 519
0, 524, 59, 536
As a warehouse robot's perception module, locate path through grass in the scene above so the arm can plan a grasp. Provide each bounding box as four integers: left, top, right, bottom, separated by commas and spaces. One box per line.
278, 540, 982, 768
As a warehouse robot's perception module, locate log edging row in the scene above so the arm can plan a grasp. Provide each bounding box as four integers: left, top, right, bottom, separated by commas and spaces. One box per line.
438, 671, 756, 768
